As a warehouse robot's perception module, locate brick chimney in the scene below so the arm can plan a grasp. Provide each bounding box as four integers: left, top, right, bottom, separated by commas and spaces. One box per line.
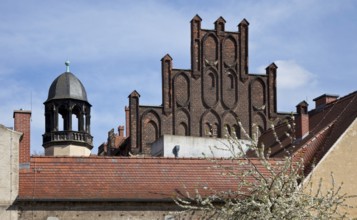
118, 125, 125, 137
313, 94, 339, 109
295, 101, 309, 140
13, 109, 31, 165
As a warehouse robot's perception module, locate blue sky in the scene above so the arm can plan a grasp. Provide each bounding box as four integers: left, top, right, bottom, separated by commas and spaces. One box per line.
0, 0, 356, 154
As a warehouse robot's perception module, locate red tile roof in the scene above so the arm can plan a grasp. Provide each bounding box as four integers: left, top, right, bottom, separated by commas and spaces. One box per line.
19, 157, 281, 201
269, 91, 357, 174
299, 91, 357, 174
18, 91, 357, 202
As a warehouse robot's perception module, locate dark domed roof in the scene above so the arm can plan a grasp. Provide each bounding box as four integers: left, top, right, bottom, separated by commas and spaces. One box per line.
46, 72, 88, 102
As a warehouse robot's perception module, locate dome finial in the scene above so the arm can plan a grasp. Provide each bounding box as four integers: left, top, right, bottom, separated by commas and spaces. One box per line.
65, 60, 70, 72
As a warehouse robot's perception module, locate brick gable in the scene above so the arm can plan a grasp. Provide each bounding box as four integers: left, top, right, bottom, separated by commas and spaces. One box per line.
125, 16, 287, 156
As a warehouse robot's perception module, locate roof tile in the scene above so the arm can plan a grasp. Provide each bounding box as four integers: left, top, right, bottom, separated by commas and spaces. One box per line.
19, 157, 280, 201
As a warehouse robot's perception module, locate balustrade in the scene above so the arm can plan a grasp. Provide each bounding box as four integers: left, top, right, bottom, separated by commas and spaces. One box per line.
43, 131, 93, 146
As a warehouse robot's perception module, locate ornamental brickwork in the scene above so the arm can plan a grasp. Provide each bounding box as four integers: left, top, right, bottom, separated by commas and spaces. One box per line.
126, 15, 287, 155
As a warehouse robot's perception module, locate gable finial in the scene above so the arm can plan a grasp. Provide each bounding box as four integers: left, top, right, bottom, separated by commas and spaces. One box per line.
65, 60, 70, 72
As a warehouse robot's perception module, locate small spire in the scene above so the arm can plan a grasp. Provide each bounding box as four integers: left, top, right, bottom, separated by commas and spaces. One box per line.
65, 60, 70, 72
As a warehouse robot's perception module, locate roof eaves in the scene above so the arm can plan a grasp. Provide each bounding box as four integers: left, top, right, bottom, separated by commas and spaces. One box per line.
16, 197, 175, 203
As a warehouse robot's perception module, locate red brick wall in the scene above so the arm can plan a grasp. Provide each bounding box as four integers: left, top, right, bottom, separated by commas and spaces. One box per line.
13, 110, 31, 164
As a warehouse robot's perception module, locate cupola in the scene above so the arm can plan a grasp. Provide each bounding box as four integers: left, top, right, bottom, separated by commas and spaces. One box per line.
43, 61, 93, 156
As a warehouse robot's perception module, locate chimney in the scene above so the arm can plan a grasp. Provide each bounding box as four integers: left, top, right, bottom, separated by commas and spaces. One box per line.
295, 101, 309, 140
118, 125, 125, 137
313, 94, 339, 109
13, 110, 31, 165
125, 106, 130, 137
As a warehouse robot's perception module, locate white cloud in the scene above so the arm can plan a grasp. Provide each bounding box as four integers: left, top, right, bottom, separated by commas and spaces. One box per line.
257, 60, 321, 112
1, 0, 356, 154
258, 60, 316, 89
276, 60, 316, 89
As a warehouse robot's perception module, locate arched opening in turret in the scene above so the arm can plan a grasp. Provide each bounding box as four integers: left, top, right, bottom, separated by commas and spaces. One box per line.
84, 114, 87, 132
58, 105, 67, 131
72, 105, 82, 132
58, 115, 64, 131
72, 114, 79, 131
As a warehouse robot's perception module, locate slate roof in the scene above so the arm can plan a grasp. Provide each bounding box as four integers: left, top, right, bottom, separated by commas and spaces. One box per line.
46, 72, 88, 102
18, 157, 282, 201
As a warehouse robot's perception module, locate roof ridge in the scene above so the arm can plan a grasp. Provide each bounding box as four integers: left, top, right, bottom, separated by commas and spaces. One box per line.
309, 92, 357, 135
322, 90, 357, 108
29, 156, 284, 163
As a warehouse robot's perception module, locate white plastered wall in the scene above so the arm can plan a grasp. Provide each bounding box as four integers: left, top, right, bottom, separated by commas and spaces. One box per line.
304, 118, 357, 218
0, 124, 22, 219
45, 144, 91, 156
152, 135, 250, 158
